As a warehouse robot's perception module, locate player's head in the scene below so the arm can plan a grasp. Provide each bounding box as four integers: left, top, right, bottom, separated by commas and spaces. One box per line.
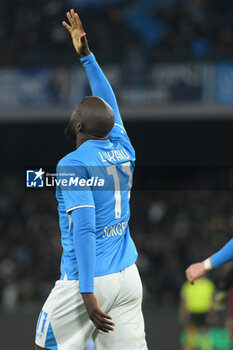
65, 96, 115, 145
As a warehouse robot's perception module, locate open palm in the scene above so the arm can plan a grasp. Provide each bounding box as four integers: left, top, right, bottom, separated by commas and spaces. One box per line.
62, 9, 90, 57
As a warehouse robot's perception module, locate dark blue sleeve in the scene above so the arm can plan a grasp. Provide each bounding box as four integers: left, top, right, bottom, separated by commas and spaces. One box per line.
211, 238, 233, 268
71, 207, 96, 293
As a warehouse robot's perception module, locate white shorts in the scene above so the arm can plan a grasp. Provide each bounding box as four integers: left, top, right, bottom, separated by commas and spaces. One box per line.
35, 264, 148, 350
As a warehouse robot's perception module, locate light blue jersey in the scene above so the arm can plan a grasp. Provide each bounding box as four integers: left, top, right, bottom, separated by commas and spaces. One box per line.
56, 53, 138, 283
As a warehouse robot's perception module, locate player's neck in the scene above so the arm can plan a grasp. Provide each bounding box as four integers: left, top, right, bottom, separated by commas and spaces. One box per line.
76, 134, 108, 149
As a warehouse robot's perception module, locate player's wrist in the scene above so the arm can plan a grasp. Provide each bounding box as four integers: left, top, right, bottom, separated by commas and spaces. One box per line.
203, 257, 213, 271
78, 35, 91, 57
80, 48, 91, 58
81, 293, 95, 302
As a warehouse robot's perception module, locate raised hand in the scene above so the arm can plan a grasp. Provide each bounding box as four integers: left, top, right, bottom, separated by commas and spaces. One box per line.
62, 9, 90, 57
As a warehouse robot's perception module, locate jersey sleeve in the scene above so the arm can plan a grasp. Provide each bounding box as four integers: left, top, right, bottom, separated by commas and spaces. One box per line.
72, 207, 96, 293
211, 238, 233, 269
57, 158, 95, 214
80, 53, 135, 154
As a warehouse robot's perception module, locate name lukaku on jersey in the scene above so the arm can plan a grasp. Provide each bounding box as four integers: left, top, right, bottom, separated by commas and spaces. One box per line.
98, 149, 129, 163
103, 221, 128, 238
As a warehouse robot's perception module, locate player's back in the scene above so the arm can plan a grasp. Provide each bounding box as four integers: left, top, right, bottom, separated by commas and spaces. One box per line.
56, 126, 138, 280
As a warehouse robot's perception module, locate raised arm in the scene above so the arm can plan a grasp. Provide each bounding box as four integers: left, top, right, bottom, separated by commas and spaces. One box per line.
62, 9, 123, 129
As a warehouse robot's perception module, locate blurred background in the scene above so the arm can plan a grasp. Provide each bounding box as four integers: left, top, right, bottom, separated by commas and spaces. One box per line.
1, 0, 233, 349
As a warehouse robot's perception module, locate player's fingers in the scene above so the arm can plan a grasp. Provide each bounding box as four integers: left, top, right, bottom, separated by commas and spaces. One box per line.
97, 321, 114, 333
70, 9, 76, 23
99, 326, 110, 333
66, 12, 74, 27
97, 310, 112, 320
101, 318, 115, 328
74, 12, 84, 30
62, 21, 72, 33
186, 271, 193, 283
98, 321, 114, 332
100, 325, 114, 332
189, 274, 194, 283
189, 276, 195, 284
91, 317, 112, 333
94, 313, 115, 327
188, 274, 195, 284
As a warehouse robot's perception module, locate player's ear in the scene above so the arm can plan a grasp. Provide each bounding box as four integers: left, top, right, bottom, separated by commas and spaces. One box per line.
76, 121, 83, 133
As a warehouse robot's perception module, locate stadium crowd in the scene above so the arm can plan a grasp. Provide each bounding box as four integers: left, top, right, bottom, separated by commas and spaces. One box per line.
0, 0, 233, 65
0, 172, 232, 310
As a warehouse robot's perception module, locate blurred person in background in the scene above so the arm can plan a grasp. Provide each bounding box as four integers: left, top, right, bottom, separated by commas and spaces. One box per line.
179, 277, 215, 349
185, 238, 233, 349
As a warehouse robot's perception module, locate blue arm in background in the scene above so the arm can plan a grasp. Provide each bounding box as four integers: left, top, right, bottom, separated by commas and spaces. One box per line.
211, 238, 233, 268
80, 53, 124, 128
71, 207, 96, 293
